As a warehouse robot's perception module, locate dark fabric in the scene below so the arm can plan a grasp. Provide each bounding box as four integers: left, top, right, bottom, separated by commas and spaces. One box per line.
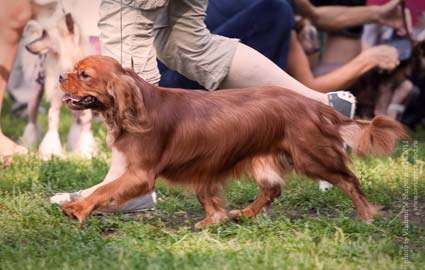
310, 0, 366, 38
401, 76, 425, 129
158, 0, 295, 89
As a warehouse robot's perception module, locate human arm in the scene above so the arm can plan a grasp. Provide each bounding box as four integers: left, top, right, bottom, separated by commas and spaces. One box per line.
294, 0, 410, 34
286, 31, 399, 92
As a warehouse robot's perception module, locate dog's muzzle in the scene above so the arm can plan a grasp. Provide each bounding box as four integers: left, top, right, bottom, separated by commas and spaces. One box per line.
62, 94, 102, 110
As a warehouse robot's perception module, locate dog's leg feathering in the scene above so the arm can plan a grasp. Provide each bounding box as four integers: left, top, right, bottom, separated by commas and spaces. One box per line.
62, 168, 155, 225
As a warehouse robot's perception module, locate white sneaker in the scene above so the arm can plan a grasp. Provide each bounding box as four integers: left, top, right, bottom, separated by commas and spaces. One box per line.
50, 191, 157, 213
319, 180, 333, 191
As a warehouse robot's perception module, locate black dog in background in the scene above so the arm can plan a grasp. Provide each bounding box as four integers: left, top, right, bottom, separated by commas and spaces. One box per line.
351, 40, 425, 129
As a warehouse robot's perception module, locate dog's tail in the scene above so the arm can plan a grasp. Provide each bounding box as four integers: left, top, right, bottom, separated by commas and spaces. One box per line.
318, 105, 408, 157
350, 116, 408, 156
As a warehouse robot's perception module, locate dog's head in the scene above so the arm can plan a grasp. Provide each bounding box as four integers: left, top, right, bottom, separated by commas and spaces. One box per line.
60, 55, 149, 133
25, 13, 80, 58
22, 20, 50, 55
59, 55, 124, 110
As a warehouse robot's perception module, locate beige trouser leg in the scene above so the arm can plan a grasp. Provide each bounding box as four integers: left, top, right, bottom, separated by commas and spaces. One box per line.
100, 0, 239, 90
154, 0, 239, 90
98, 0, 166, 84
99, 0, 328, 104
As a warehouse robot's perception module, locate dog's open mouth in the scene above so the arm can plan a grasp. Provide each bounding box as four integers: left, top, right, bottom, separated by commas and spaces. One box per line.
62, 94, 102, 110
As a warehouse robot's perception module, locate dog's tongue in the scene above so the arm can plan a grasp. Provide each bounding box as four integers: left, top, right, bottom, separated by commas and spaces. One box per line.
62, 94, 80, 103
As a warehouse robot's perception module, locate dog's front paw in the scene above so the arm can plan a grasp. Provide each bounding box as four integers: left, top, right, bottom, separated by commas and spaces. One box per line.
61, 200, 92, 225
228, 209, 243, 219
229, 208, 257, 219
195, 212, 228, 230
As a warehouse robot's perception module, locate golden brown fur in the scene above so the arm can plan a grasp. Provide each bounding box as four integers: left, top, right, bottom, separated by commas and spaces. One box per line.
60, 55, 407, 228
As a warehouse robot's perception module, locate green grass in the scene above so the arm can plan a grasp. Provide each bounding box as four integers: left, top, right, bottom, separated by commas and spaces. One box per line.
1, 98, 424, 270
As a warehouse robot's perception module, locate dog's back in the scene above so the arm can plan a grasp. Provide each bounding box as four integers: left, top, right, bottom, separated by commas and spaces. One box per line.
122, 82, 404, 189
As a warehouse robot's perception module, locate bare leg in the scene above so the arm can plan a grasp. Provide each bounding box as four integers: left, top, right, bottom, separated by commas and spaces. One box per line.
0, 0, 31, 159
387, 80, 413, 119
195, 183, 228, 229
221, 43, 328, 104
62, 168, 155, 224
374, 83, 393, 116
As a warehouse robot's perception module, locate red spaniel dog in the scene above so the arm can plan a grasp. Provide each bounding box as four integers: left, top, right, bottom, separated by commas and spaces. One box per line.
60, 55, 406, 229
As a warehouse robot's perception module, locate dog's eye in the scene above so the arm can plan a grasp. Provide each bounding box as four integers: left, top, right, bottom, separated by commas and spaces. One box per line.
79, 70, 90, 80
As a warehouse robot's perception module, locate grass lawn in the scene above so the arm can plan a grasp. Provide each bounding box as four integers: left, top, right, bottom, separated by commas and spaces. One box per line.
1, 98, 424, 270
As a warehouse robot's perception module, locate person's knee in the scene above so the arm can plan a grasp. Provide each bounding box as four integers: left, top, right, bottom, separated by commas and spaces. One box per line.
9, 1, 32, 31
1, 0, 32, 45
155, 21, 210, 69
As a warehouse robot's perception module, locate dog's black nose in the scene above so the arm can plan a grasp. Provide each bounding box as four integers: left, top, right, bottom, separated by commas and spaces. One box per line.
59, 73, 66, 83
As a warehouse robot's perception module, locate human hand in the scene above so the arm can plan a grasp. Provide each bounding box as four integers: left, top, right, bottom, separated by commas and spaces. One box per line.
377, 0, 412, 36
360, 45, 400, 70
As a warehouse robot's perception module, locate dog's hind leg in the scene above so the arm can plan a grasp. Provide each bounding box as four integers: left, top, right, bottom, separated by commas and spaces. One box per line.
316, 171, 380, 223
195, 183, 228, 229
229, 155, 284, 219
292, 143, 380, 223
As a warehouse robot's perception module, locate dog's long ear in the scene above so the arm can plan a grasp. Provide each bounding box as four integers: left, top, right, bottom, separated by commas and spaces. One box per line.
65, 13, 75, 35
63, 13, 81, 45
107, 75, 150, 134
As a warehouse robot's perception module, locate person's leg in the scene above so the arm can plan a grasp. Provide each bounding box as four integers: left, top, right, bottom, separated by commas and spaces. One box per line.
0, 0, 31, 159
156, 0, 354, 113
221, 43, 328, 104
154, 0, 239, 90
387, 79, 414, 119
98, 0, 166, 84
374, 82, 394, 116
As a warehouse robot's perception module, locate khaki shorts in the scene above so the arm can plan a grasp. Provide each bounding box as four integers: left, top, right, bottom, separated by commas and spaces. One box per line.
99, 0, 239, 90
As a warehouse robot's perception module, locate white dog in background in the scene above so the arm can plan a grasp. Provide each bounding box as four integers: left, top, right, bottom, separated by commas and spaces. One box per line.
7, 22, 45, 148
22, 11, 98, 159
